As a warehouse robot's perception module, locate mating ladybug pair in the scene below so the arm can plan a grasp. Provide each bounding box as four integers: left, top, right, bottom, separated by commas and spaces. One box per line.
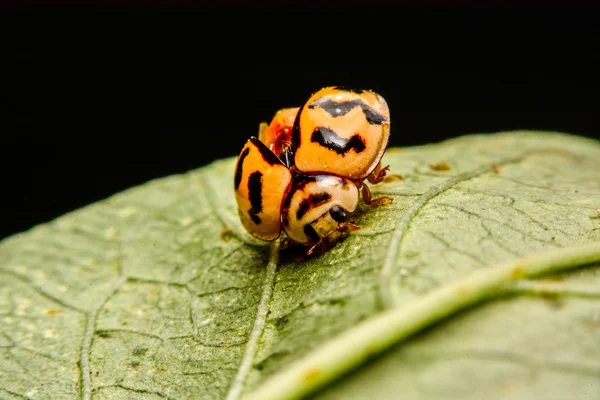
234, 86, 397, 255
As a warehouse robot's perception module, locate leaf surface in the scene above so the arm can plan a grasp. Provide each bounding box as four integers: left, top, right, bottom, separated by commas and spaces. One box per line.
1, 131, 599, 400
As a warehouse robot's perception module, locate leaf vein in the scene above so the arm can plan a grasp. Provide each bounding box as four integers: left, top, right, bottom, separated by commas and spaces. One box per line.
93, 384, 175, 399
95, 328, 165, 342
505, 279, 600, 298
508, 203, 575, 237
435, 203, 561, 247
187, 290, 247, 348
0, 388, 36, 400
79, 274, 126, 400
425, 230, 488, 266
0, 268, 85, 314
480, 220, 521, 257
378, 152, 535, 308
225, 240, 280, 400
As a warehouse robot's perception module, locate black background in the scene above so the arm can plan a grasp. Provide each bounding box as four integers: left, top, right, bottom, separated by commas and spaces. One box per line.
2, 4, 599, 240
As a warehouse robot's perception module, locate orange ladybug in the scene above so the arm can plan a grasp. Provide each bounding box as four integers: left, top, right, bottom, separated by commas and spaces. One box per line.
291, 87, 390, 177
258, 107, 299, 167
290, 86, 396, 205
234, 137, 359, 254
280, 174, 359, 245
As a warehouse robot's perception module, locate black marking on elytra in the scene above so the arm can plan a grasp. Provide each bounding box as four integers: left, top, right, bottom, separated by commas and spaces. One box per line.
295, 192, 332, 220
308, 98, 359, 117
304, 224, 320, 243
308, 97, 387, 125
248, 171, 263, 224
288, 172, 317, 193
282, 173, 317, 224
311, 127, 366, 155
309, 192, 331, 205
296, 200, 311, 221
234, 147, 250, 190
250, 137, 283, 166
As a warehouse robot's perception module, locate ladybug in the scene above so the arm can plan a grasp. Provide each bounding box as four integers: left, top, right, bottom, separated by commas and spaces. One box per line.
260, 86, 396, 205
258, 107, 299, 167
234, 86, 399, 254
233, 137, 359, 253
291, 86, 391, 180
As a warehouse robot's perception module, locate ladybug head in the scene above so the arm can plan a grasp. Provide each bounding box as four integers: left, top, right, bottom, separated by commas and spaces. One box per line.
281, 174, 359, 245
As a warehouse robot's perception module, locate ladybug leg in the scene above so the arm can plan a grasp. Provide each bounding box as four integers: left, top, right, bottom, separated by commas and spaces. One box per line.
305, 243, 319, 257
339, 221, 360, 233
302, 222, 359, 259
359, 181, 393, 206
367, 162, 402, 185
305, 240, 331, 258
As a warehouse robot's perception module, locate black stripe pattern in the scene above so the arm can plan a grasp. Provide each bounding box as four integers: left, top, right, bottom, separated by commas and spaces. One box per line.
296, 192, 332, 220
311, 127, 366, 155
247, 171, 263, 224
234, 147, 250, 190
250, 137, 283, 166
308, 97, 387, 125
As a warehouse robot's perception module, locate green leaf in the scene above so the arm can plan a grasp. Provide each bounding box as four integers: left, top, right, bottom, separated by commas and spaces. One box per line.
1, 131, 599, 400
